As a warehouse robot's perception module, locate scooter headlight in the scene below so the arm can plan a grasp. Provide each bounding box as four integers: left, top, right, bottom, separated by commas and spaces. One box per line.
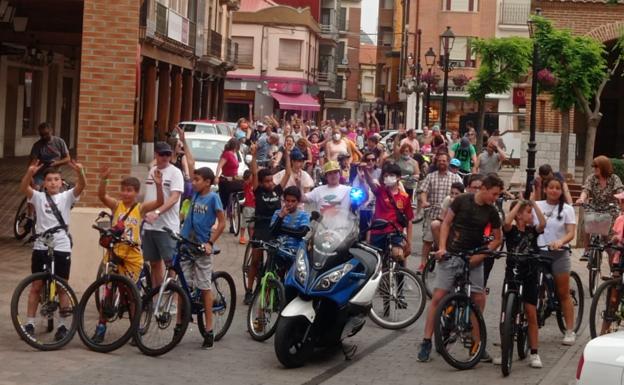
295, 248, 307, 285
314, 263, 353, 291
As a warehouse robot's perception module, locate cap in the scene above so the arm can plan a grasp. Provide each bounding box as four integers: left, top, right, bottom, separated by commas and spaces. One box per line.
460, 137, 471, 148
450, 158, 461, 168
256, 122, 266, 131
235, 130, 246, 140
432, 124, 441, 132
614, 192, 624, 200
290, 148, 305, 161
323, 161, 341, 174
155, 141, 173, 154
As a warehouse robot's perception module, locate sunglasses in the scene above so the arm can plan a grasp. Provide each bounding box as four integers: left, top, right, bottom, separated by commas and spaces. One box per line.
366, 158, 376, 162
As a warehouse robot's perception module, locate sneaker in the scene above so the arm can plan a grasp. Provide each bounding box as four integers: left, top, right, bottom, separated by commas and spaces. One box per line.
23, 323, 35, 338
54, 325, 69, 342
492, 356, 502, 365
481, 350, 493, 362
202, 332, 214, 349
562, 330, 576, 346
417, 340, 432, 362
239, 236, 247, 245
529, 353, 543, 368
91, 323, 106, 344
580, 254, 588, 262
244, 290, 254, 306
253, 318, 265, 333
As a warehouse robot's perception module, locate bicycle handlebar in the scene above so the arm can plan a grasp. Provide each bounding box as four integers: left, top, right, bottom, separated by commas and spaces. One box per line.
91, 224, 139, 248
162, 226, 221, 256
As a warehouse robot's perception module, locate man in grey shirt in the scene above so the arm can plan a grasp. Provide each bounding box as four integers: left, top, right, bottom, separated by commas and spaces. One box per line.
476, 138, 507, 175
29, 122, 71, 184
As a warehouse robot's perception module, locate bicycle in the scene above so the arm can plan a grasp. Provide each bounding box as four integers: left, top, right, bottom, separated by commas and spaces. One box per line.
10, 226, 79, 350
368, 220, 426, 330
133, 227, 236, 356
433, 245, 491, 370
228, 190, 245, 236
589, 243, 624, 338
76, 218, 143, 353
577, 202, 616, 297
246, 239, 294, 341
14, 180, 72, 240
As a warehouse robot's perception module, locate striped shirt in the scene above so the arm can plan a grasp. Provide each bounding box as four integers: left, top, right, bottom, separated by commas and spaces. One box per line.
418, 170, 463, 220
270, 209, 311, 253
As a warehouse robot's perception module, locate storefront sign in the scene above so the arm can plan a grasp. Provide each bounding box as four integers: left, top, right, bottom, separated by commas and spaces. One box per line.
224, 89, 255, 101
267, 81, 303, 94
513, 87, 526, 107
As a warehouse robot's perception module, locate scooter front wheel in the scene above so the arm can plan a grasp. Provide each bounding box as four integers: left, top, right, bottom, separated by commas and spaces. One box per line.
274, 316, 313, 368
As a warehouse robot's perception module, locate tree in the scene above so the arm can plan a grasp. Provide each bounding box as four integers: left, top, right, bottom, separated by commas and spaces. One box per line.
467, 37, 532, 151
533, 17, 624, 180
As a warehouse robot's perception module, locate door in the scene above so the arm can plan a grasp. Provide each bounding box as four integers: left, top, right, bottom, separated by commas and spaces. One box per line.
60, 77, 73, 146
3, 67, 19, 157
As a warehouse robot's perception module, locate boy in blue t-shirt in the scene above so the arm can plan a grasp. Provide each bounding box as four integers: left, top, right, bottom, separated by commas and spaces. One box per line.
270, 186, 311, 255
177, 126, 226, 349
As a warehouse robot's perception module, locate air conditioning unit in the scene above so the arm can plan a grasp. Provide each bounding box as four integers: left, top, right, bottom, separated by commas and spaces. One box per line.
341, 58, 348, 65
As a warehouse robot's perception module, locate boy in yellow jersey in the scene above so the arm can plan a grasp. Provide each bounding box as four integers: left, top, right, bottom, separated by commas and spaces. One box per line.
97, 168, 164, 282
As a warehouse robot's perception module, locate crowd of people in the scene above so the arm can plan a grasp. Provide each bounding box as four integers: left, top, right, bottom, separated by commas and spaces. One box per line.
20, 116, 624, 368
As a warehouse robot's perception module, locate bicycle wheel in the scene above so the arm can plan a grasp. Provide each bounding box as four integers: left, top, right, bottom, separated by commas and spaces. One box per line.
433, 292, 487, 370
589, 279, 624, 339
197, 271, 237, 341
556, 271, 584, 334
230, 195, 241, 236
369, 267, 426, 329
11, 272, 78, 350
77, 274, 142, 353
516, 302, 530, 360
422, 257, 437, 299
14, 197, 33, 240
134, 282, 191, 356
501, 292, 518, 377
247, 277, 285, 341
588, 249, 601, 298
243, 244, 262, 294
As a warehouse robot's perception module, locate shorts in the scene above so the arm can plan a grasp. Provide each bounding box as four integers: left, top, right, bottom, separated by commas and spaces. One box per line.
242, 206, 255, 229
142, 230, 176, 262
539, 249, 571, 275
181, 253, 213, 291
422, 215, 434, 243
32, 249, 71, 280
218, 179, 244, 209
253, 219, 272, 242
434, 257, 484, 294
504, 263, 539, 306
105, 252, 143, 283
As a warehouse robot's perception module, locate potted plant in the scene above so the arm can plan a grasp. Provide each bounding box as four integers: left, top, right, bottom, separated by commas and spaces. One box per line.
452, 74, 470, 87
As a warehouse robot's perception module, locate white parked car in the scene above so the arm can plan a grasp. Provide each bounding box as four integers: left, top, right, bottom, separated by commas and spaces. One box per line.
179, 120, 232, 136
184, 133, 248, 177
577, 331, 624, 385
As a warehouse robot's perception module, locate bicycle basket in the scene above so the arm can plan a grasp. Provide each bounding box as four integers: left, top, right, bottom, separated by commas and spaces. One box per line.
584, 211, 612, 236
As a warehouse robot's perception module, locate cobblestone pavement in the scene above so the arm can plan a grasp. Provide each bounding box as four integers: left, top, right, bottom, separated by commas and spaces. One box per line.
0, 160, 586, 385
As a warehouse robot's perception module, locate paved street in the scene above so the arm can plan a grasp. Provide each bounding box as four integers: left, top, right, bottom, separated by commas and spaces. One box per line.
0, 164, 586, 385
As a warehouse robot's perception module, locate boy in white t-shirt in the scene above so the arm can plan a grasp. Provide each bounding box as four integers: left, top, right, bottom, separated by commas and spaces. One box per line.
19, 160, 86, 341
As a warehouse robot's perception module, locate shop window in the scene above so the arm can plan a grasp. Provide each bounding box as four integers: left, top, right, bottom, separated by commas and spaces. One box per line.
278, 39, 302, 70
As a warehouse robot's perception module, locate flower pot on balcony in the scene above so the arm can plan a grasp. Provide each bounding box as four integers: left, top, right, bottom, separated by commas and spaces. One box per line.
451, 74, 469, 88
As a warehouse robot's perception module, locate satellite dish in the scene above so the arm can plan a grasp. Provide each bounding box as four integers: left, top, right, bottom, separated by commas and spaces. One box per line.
309, 84, 320, 96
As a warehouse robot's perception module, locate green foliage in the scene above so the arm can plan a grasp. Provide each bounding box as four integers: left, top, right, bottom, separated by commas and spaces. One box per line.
467, 37, 533, 102
611, 158, 624, 184
531, 16, 610, 112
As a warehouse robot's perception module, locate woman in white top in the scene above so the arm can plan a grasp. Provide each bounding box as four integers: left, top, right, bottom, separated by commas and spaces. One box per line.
534, 177, 577, 345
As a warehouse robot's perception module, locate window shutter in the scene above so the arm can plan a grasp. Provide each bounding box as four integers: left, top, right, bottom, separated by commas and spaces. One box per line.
279, 39, 302, 69
233, 36, 253, 66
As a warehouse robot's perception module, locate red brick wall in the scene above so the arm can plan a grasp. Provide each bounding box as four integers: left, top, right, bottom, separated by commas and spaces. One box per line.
78, 0, 139, 206
345, 6, 361, 102
530, 1, 624, 133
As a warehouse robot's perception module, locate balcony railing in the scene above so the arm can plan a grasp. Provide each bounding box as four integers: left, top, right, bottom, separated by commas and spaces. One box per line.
207, 29, 223, 58
499, 2, 531, 26
317, 72, 337, 87
320, 24, 338, 35
226, 39, 238, 64
142, 0, 196, 49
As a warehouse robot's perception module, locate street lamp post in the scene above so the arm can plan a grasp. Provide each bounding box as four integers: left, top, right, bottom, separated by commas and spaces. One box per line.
424, 47, 436, 128
440, 26, 455, 134
526, 9, 541, 198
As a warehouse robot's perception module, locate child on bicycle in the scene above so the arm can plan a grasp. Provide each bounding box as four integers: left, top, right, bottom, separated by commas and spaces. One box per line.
19, 160, 86, 341
270, 186, 311, 255
239, 169, 255, 245
177, 128, 226, 349
493, 199, 546, 368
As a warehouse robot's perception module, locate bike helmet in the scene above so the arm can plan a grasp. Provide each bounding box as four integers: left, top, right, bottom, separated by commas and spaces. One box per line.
450, 158, 461, 168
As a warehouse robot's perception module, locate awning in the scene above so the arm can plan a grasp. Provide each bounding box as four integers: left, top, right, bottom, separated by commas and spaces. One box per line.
271, 91, 320, 112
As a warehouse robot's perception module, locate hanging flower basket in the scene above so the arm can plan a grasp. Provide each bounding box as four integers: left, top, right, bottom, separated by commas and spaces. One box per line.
537, 68, 557, 89
452, 74, 470, 87
421, 72, 438, 85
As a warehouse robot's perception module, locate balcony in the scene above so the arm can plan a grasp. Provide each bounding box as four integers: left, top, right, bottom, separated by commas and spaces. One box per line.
499, 1, 531, 26
224, 39, 238, 70
219, 0, 240, 11
207, 29, 223, 59
140, 0, 196, 54
378, 9, 393, 28
320, 23, 338, 38
317, 72, 337, 92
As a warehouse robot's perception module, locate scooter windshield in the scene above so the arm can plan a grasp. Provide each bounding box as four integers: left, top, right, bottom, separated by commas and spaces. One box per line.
311, 210, 358, 269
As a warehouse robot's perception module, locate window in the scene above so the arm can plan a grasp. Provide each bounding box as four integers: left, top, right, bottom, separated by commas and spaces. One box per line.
338, 7, 347, 31
233, 36, 253, 66
336, 41, 346, 63
362, 76, 374, 94
20, 69, 43, 136
382, 0, 394, 9
169, 0, 188, 15
327, 76, 344, 99
442, 0, 478, 12
278, 39, 302, 70
440, 36, 476, 68
380, 30, 393, 47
